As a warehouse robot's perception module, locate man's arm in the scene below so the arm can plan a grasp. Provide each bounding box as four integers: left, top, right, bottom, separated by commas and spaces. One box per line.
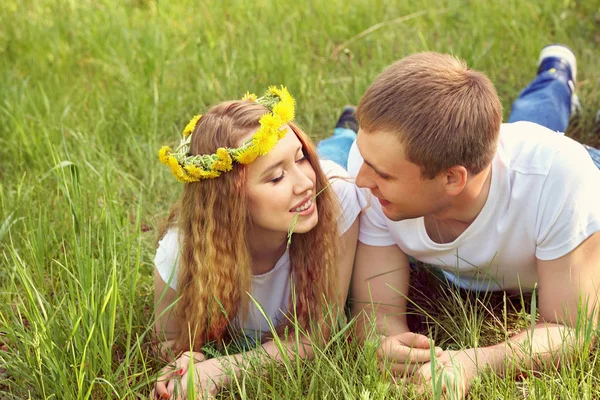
350, 242, 441, 372
537, 230, 600, 329
416, 231, 600, 396
350, 242, 411, 336
493, 230, 600, 369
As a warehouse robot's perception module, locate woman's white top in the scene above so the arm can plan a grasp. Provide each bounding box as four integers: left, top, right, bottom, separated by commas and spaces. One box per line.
154, 160, 360, 341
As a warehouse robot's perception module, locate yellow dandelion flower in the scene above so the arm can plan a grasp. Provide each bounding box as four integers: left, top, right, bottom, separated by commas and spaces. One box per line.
273, 100, 294, 123
185, 164, 220, 180
158, 146, 172, 165
234, 147, 259, 164
259, 112, 282, 131
252, 127, 279, 156
211, 148, 233, 172
242, 92, 257, 102
182, 114, 202, 137
277, 126, 289, 139
269, 86, 291, 101
168, 157, 193, 183
184, 164, 202, 178
266, 86, 295, 123
202, 170, 221, 179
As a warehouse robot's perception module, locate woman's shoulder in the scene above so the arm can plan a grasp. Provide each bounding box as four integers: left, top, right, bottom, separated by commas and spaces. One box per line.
154, 228, 181, 290
318, 159, 354, 197
318, 159, 350, 179
318, 160, 360, 234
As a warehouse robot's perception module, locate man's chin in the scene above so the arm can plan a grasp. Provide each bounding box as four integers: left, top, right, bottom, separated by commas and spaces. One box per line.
381, 206, 403, 221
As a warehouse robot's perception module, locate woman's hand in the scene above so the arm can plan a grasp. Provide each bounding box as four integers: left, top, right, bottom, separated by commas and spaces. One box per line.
174, 358, 229, 399
152, 351, 205, 399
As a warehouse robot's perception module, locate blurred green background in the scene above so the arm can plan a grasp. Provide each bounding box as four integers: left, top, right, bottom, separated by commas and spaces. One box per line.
1, 0, 599, 398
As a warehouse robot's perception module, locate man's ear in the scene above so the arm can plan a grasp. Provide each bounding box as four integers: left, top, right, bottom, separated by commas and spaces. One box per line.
443, 165, 468, 196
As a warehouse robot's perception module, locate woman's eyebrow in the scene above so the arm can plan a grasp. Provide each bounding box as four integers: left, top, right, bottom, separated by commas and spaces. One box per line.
260, 161, 285, 178
260, 145, 303, 178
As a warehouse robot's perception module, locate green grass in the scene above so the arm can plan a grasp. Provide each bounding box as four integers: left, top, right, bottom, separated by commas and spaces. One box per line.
1, 0, 599, 398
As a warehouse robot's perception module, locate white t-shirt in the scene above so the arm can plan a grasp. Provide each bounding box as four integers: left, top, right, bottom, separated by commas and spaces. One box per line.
154, 160, 360, 340
348, 121, 600, 291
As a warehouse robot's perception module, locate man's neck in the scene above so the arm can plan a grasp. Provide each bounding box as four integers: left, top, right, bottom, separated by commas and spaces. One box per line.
429, 164, 493, 232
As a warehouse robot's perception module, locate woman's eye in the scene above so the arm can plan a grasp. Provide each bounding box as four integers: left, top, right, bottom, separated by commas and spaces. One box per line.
271, 172, 285, 183
296, 156, 307, 163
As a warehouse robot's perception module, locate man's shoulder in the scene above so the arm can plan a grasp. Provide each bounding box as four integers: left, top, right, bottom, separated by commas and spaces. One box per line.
498, 121, 589, 178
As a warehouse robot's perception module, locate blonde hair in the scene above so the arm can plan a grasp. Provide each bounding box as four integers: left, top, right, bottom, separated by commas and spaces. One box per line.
159, 101, 340, 352
357, 52, 502, 178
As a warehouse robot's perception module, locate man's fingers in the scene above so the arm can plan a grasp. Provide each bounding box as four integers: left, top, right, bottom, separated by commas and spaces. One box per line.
383, 360, 426, 376
378, 332, 442, 364
401, 333, 444, 355
402, 332, 433, 349
378, 343, 435, 364
413, 362, 434, 384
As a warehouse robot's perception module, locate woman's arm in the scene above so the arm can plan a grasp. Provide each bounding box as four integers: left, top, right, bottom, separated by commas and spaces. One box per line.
153, 269, 208, 398
153, 268, 181, 359
336, 219, 359, 306
155, 220, 360, 399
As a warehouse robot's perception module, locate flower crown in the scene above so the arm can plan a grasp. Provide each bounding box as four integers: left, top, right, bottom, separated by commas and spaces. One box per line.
158, 86, 295, 182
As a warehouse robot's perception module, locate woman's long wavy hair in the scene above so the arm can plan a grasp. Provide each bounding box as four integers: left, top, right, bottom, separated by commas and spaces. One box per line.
159, 101, 340, 353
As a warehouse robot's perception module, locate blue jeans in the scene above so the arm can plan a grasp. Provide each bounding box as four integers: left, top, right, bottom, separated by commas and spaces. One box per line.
318, 72, 600, 169
316, 127, 357, 170
508, 70, 600, 167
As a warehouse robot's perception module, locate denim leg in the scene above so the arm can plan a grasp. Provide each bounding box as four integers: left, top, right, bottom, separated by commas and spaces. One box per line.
584, 145, 600, 169
508, 70, 600, 169
508, 71, 572, 133
316, 127, 357, 170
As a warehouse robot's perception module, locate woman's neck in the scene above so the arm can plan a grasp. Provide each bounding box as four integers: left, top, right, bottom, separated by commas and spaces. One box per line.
247, 227, 288, 275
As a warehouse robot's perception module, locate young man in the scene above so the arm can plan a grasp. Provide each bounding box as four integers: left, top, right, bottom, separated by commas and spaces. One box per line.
347, 46, 600, 395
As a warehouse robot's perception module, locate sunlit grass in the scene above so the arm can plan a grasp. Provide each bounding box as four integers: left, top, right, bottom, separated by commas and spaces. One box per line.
1, 0, 599, 398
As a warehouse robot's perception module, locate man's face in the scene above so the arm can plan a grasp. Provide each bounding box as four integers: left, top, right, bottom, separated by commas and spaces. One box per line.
355, 129, 449, 221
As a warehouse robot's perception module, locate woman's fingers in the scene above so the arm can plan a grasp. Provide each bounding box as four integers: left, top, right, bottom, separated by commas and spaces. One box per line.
154, 357, 192, 400
154, 366, 175, 399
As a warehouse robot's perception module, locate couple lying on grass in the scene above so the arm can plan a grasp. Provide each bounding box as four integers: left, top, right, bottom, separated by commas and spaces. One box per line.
152, 47, 600, 399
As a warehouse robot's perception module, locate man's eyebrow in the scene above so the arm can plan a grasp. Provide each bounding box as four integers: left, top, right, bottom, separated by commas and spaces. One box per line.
363, 158, 391, 177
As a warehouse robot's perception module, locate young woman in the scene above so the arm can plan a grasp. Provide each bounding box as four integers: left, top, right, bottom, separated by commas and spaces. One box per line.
153, 87, 360, 399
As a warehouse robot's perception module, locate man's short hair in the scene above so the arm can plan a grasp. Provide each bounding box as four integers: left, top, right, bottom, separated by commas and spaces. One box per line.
356, 52, 503, 178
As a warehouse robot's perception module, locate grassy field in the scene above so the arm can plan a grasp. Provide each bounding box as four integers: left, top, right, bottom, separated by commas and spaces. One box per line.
1, 0, 599, 398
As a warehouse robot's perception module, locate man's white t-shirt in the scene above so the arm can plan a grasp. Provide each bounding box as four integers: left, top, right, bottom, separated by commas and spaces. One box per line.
348, 121, 600, 291
154, 160, 360, 340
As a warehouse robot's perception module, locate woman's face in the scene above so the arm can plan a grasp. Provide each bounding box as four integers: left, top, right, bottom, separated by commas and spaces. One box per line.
245, 127, 318, 237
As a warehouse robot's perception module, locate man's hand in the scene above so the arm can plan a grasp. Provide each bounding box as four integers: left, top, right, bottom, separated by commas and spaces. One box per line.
378, 332, 443, 376
413, 349, 480, 399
